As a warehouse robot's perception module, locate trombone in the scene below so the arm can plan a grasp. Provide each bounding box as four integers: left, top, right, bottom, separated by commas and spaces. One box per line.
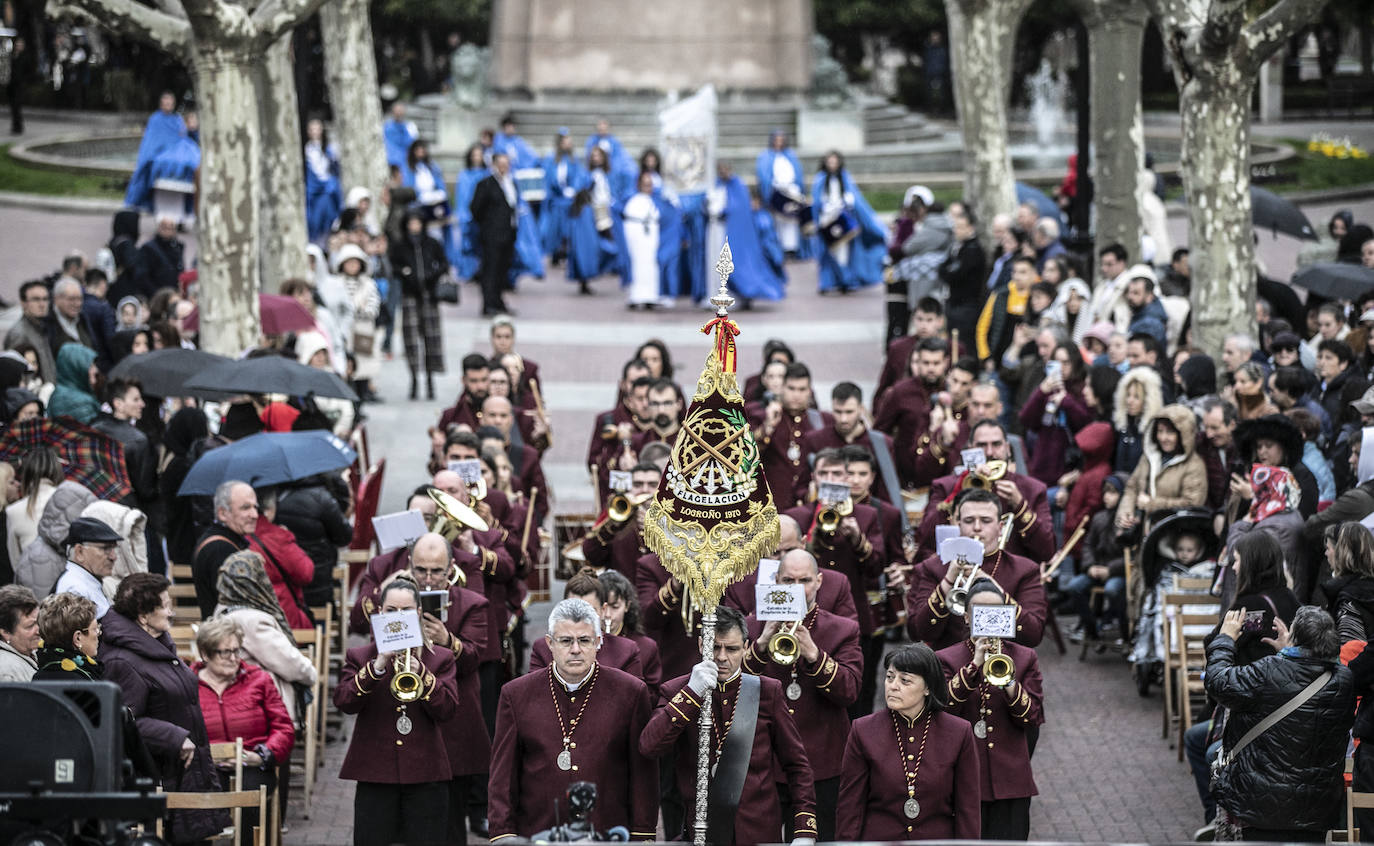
769, 620, 803, 665
390, 647, 424, 702
983, 638, 1014, 687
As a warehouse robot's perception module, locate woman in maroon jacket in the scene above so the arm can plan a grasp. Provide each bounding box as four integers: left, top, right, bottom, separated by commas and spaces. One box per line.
194, 616, 294, 832
837, 643, 981, 841
1018, 342, 1093, 488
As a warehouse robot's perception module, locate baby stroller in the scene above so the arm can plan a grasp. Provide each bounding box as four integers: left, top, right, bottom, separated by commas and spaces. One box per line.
1128, 508, 1221, 696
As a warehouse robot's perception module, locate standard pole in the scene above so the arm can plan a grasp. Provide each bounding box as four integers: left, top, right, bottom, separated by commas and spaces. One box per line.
693, 608, 718, 846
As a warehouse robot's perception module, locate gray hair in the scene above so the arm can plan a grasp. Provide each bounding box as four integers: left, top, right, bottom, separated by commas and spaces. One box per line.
213, 480, 247, 516
52, 277, 81, 298
196, 615, 244, 656
547, 597, 602, 638
1225, 333, 1257, 354
1034, 217, 1060, 240
1289, 606, 1340, 660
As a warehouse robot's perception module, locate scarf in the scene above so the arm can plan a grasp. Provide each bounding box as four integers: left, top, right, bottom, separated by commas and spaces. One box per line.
1247, 464, 1300, 523
35, 644, 101, 679
217, 550, 293, 637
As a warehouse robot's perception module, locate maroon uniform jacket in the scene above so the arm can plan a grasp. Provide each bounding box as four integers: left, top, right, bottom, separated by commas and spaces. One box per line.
334, 643, 459, 784
642, 673, 818, 845
742, 607, 861, 781
581, 517, 648, 582
875, 335, 920, 411
436, 585, 492, 776
349, 547, 485, 637
914, 470, 1054, 563
910, 411, 969, 490
636, 552, 703, 681
836, 709, 982, 841
937, 639, 1043, 800
722, 569, 858, 625
625, 631, 663, 698
438, 390, 485, 431
793, 425, 897, 506
506, 442, 549, 522
905, 551, 1047, 650
757, 408, 832, 509
585, 401, 635, 472
488, 665, 658, 841
873, 376, 933, 489
858, 493, 906, 571
785, 502, 885, 636
528, 631, 645, 681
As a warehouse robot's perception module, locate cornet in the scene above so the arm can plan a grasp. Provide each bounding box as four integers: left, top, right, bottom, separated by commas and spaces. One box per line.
390, 648, 424, 702
983, 638, 1014, 687
769, 620, 802, 666
816, 497, 854, 535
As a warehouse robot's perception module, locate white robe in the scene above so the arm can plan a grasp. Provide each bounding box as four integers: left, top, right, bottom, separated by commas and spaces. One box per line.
771, 154, 801, 252
623, 193, 661, 305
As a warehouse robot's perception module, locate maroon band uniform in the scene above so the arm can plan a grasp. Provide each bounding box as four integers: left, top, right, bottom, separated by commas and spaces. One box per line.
915, 471, 1055, 563
723, 569, 859, 625
906, 551, 1048, 650
528, 631, 645, 680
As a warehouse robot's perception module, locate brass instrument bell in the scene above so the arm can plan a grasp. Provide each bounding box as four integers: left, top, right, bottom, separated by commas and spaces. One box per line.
428, 488, 490, 542
984, 638, 1014, 687
391, 648, 424, 702
946, 560, 976, 618
964, 459, 1008, 491
607, 491, 651, 524
769, 620, 802, 665
816, 497, 854, 535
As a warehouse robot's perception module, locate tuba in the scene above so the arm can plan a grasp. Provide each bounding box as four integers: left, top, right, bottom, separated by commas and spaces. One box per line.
983, 638, 1014, 687
816, 497, 854, 536
429, 488, 490, 543
769, 620, 802, 666
964, 460, 1007, 491
391, 648, 424, 702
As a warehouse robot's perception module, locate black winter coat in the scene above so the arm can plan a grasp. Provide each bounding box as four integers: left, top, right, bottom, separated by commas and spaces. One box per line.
1205, 635, 1354, 833
273, 476, 351, 606
91, 413, 158, 517
388, 232, 448, 300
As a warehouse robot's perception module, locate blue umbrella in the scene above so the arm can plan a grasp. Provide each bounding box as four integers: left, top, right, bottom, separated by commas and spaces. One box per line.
1015, 182, 1060, 219
178, 430, 357, 495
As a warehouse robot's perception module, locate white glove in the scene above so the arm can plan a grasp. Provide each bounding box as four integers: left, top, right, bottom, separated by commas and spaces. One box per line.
687, 659, 717, 697
791, 838, 816, 846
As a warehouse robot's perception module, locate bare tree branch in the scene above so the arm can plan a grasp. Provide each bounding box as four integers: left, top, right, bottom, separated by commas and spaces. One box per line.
250, 0, 330, 46
47, 0, 192, 56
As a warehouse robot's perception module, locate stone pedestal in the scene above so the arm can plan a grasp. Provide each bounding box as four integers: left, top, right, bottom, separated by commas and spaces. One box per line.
490, 0, 812, 94
796, 107, 863, 152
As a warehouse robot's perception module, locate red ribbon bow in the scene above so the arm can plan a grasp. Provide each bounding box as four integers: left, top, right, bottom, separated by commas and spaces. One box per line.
702, 317, 740, 373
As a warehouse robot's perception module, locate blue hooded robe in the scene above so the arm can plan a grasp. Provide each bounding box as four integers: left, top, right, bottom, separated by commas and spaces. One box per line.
567, 171, 623, 284
304, 142, 343, 242
452, 165, 487, 280
124, 110, 187, 211
383, 118, 417, 170
718, 176, 785, 302
755, 147, 816, 260
811, 169, 886, 292
540, 153, 586, 257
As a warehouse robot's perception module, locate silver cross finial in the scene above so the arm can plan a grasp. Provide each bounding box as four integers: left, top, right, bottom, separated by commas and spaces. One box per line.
710, 242, 735, 316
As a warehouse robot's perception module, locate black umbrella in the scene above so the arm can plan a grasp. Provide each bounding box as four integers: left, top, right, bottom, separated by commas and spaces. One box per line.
106, 348, 232, 398
1251, 185, 1317, 241
1291, 262, 1374, 301
181, 356, 359, 401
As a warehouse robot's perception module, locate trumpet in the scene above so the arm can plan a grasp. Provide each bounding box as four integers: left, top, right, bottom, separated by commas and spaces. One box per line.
964, 459, 1008, 491
983, 638, 1014, 687
390, 648, 424, 702
947, 559, 977, 618
816, 497, 854, 535
769, 620, 803, 665
607, 491, 651, 524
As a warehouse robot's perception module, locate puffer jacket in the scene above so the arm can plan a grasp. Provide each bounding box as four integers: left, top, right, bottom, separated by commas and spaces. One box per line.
1119, 404, 1208, 518
82, 499, 148, 599
1112, 366, 1164, 473
247, 515, 314, 630
212, 607, 317, 725
272, 476, 351, 607
1065, 421, 1115, 549
14, 480, 97, 597
194, 661, 295, 763
1205, 635, 1354, 832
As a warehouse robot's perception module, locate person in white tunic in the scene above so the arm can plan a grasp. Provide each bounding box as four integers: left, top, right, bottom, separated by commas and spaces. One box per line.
51, 517, 122, 619
622, 172, 662, 309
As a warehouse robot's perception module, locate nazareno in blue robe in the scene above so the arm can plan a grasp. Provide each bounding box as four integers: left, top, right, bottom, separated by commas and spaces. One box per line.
452, 165, 486, 280
305, 142, 343, 242
677, 192, 709, 302
383, 118, 416, 170
124, 110, 187, 211
718, 175, 784, 302
811, 169, 886, 292
540, 154, 586, 257
613, 190, 682, 297
567, 171, 623, 284
755, 147, 816, 259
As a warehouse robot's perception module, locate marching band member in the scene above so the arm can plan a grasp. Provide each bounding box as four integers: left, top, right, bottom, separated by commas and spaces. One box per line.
335, 577, 458, 846
910, 358, 979, 490
785, 448, 885, 716
641, 606, 818, 846
914, 419, 1054, 562
586, 360, 652, 504
598, 569, 664, 698
837, 644, 981, 841
528, 568, 644, 679
906, 487, 1047, 650
581, 461, 662, 581
722, 514, 860, 624
753, 362, 831, 509
796, 382, 901, 507
742, 549, 862, 840
841, 445, 908, 570
873, 337, 949, 490
936, 579, 1044, 840
438, 354, 492, 431
488, 598, 658, 841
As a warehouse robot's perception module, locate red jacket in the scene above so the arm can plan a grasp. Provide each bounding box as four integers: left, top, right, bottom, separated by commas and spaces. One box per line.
195, 661, 296, 763
1064, 421, 1115, 556
248, 516, 314, 631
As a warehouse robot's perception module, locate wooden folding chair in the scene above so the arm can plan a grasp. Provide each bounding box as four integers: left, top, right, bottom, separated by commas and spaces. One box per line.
170, 623, 200, 663
169, 583, 203, 623
1331, 756, 1374, 842
170, 563, 195, 582
1164, 592, 1217, 757
288, 626, 323, 820
162, 785, 266, 846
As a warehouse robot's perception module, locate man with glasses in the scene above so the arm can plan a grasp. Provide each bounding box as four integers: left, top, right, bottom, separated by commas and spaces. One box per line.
488, 598, 658, 841
4, 280, 56, 382
742, 549, 861, 841
53, 517, 124, 618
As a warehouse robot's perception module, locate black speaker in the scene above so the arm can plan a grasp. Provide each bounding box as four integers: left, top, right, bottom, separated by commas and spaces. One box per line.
0, 682, 124, 793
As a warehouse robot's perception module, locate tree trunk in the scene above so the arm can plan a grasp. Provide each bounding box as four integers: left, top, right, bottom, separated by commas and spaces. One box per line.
257, 36, 310, 289
1177, 61, 1255, 357
1082, 2, 1145, 259
320, 0, 388, 199
946, 0, 1031, 244
193, 45, 264, 355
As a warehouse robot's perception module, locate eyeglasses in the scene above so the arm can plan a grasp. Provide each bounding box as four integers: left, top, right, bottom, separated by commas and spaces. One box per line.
551, 636, 597, 650
207, 647, 245, 661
